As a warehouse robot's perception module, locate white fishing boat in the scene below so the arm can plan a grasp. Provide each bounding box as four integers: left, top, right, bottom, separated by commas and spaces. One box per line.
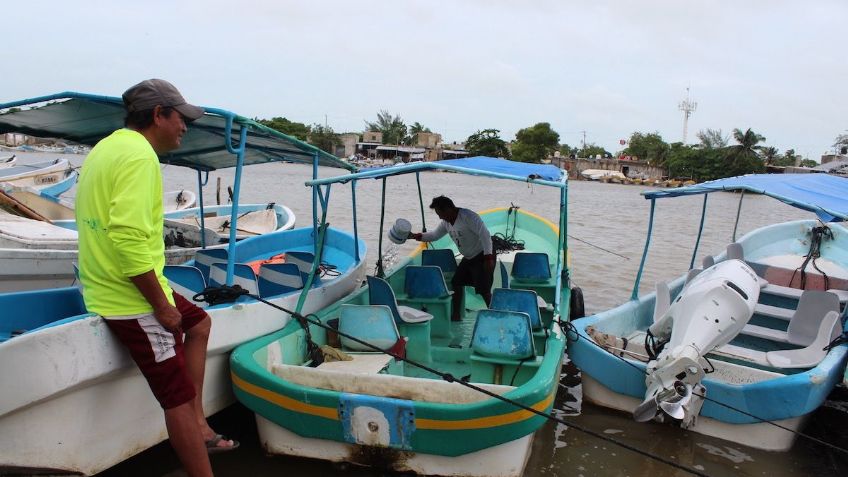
0, 157, 76, 195
579, 168, 626, 181
163, 188, 196, 212
568, 174, 848, 451
0, 91, 364, 475
0, 155, 16, 168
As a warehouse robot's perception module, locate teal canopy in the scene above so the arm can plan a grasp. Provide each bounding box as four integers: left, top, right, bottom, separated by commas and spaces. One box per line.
0, 92, 354, 172
643, 173, 848, 222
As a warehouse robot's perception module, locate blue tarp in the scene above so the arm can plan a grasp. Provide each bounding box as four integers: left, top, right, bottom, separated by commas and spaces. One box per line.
643, 173, 848, 222
435, 157, 564, 182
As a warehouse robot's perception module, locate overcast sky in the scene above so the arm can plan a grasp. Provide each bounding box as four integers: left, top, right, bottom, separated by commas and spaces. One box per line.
5, 1, 846, 159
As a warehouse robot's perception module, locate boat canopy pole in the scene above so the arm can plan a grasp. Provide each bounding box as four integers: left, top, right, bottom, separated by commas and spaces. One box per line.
554, 184, 567, 311
196, 168, 207, 249
376, 177, 387, 278
732, 190, 745, 242
690, 194, 708, 269
416, 172, 427, 232
631, 198, 656, 300
312, 152, 319, 252
223, 122, 249, 285
295, 222, 329, 314
351, 179, 360, 262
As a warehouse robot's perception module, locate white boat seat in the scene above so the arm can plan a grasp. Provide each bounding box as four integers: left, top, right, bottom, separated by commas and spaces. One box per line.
653, 281, 670, 323
762, 283, 848, 305
716, 311, 841, 369
702, 255, 715, 269
685, 268, 702, 284
741, 290, 840, 346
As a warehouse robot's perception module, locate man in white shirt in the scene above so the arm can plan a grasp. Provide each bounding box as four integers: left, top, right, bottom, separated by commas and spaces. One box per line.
410, 196, 495, 321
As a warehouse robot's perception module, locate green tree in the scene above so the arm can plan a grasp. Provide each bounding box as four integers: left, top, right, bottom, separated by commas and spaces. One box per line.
623, 132, 669, 165
365, 110, 407, 145
257, 117, 310, 141
511, 122, 560, 163
799, 158, 818, 168
696, 128, 729, 149
760, 146, 779, 166
559, 143, 575, 157
580, 143, 610, 159
834, 134, 848, 154
308, 124, 339, 154
725, 128, 766, 175
406, 122, 432, 145
465, 129, 511, 158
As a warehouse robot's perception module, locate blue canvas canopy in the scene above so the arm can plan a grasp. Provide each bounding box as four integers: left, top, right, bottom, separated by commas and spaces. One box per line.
0, 92, 353, 172
643, 173, 848, 222
312, 156, 565, 187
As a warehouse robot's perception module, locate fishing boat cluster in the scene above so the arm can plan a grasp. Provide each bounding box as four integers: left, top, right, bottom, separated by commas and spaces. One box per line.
1, 92, 847, 477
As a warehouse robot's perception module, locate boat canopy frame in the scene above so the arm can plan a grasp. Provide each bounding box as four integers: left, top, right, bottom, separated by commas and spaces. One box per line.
631, 173, 848, 299
0, 91, 355, 287
305, 157, 570, 310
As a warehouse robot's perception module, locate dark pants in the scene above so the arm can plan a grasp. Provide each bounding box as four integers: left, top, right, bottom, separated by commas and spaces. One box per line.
451, 252, 494, 319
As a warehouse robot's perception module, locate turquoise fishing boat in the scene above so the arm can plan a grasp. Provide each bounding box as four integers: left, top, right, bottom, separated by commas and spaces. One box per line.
0, 92, 365, 475
568, 173, 848, 451
230, 158, 578, 477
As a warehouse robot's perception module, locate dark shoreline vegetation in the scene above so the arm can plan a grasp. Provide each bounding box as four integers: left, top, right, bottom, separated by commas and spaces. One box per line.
257, 111, 846, 182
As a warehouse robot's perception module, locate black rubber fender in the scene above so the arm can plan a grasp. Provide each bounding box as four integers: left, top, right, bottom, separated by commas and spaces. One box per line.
569, 286, 585, 320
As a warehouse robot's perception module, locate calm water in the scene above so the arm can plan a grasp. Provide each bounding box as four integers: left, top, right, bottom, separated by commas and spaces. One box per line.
13, 152, 848, 476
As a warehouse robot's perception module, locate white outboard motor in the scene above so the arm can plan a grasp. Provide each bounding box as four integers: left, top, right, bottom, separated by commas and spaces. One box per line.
633, 259, 760, 427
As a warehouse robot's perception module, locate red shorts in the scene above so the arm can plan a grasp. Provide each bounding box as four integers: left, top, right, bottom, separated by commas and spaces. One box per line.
104, 293, 209, 409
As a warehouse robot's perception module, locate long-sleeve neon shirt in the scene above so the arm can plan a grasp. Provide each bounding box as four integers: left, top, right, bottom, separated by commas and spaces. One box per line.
75, 129, 173, 316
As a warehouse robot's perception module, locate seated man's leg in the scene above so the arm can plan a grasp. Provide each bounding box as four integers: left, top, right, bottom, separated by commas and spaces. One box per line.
104, 316, 212, 476
174, 293, 237, 452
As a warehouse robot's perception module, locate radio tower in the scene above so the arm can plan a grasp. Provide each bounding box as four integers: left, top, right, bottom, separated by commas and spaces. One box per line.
678, 87, 697, 144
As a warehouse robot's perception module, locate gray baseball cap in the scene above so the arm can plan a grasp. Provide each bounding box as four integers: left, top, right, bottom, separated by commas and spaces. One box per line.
122, 79, 204, 121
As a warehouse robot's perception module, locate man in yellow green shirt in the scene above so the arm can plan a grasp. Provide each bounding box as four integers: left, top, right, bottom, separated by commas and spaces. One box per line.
76, 79, 235, 477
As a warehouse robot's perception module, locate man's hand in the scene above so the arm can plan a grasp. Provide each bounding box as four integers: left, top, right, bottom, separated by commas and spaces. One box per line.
409, 232, 423, 241
153, 303, 182, 334
484, 254, 496, 273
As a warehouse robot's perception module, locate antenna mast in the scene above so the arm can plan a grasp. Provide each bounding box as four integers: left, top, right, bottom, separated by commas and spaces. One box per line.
678, 87, 697, 144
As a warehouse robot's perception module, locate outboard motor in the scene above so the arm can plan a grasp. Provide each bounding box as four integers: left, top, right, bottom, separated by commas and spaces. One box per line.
634, 259, 760, 427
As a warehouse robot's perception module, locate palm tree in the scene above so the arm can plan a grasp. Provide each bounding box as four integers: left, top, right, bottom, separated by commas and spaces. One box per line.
725, 128, 766, 175
365, 110, 407, 145
406, 122, 431, 146
761, 146, 779, 166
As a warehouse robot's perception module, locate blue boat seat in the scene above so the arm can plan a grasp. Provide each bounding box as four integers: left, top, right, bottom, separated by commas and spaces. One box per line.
163, 265, 208, 306
491, 287, 548, 352
421, 248, 458, 280
511, 252, 551, 283
367, 275, 433, 325
741, 290, 840, 346
498, 260, 510, 289
258, 262, 304, 297
209, 262, 259, 296
193, 248, 228, 282
398, 266, 452, 337
367, 275, 432, 363
470, 309, 542, 386
338, 304, 401, 352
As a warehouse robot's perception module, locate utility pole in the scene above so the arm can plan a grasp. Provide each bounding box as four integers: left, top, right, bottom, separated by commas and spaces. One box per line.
679, 87, 697, 144
580, 130, 587, 152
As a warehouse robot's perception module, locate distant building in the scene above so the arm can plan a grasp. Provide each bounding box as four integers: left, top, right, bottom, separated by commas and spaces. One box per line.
362, 131, 382, 143
415, 132, 441, 148
336, 133, 359, 158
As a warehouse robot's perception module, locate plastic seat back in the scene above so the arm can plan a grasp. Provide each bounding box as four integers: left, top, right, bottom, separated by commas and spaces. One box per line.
193, 248, 228, 282
726, 243, 744, 261
285, 250, 315, 276
490, 288, 542, 330
471, 309, 535, 360
511, 252, 551, 282
163, 265, 207, 299
367, 275, 403, 324
702, 255, 715, 269
404, 265, 450, 299
499, 260, 510, 289
421, 249, 457, 275
209, 262, 259, 296
258, 262, 304, 297
338, 304, 400, 352
787, 290, 841, 346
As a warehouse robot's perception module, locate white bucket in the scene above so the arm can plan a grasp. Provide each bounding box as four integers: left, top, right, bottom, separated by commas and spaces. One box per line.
388, 218, 411, 245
